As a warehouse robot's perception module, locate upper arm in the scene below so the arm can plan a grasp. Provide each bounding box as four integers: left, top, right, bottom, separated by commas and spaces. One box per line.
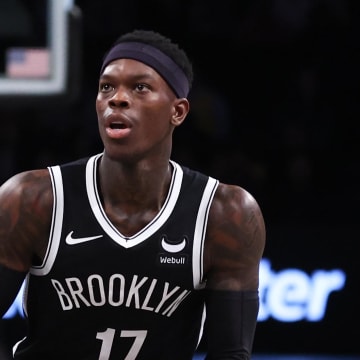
0, 169, 53, 272
204, 183, 266, 291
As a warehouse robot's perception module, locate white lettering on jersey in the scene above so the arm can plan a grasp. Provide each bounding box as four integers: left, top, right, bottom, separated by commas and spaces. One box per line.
51, 273, 191, 317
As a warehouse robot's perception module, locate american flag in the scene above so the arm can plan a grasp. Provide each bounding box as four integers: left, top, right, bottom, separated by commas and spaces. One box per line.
6, 48, 50, 78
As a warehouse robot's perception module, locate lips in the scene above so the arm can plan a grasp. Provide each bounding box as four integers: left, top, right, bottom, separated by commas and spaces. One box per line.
104, 114, 132, 139
109, 121, 127, 130
105, 123, 131, 139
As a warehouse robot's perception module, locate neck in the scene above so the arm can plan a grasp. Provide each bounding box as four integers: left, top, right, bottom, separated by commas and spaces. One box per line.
98, 154, 173, 209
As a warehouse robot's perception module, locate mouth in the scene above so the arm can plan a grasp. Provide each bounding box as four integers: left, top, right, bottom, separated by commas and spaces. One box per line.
110, 122, 127, 130
105, 120, 131, 139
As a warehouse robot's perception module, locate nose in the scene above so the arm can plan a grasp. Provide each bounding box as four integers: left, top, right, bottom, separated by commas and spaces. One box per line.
109, 86, 129, 108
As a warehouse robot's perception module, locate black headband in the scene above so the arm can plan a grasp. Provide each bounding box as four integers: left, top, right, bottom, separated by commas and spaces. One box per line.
100, 42, 189, 98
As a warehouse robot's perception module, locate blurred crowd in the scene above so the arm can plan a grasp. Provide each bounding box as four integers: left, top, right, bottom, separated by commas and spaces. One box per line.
0, 0, 359, 223
0, 1, 359, 357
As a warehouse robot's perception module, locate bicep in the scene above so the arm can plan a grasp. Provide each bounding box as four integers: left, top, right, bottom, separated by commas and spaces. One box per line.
0, 170, 53, 271
204, 184, 266, 291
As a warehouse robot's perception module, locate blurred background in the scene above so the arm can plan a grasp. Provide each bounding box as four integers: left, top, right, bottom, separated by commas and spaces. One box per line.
0, 0, 359, 358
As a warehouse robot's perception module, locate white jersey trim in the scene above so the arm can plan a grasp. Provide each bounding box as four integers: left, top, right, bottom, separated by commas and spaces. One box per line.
86, 153, 183, 248
192, 176, 219, 289
30, 166, 64, 276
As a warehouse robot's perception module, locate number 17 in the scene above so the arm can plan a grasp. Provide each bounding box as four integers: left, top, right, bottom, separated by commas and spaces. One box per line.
96, 328, 148, 360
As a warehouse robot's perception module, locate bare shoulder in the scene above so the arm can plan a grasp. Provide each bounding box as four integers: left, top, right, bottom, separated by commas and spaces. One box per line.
0, 169, 53, 271
0, 169, 53, 209
204, 182, 266, 291
210, 183, 265, 243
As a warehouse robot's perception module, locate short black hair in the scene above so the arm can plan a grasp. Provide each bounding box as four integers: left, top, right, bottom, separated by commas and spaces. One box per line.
108, 29, 194, 91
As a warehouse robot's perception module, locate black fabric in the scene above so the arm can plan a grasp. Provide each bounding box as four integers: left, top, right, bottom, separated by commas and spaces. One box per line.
0, 264, 27, 317
13, 155, 218, 359
100, 42, 189, 98
204, 290, 259, 360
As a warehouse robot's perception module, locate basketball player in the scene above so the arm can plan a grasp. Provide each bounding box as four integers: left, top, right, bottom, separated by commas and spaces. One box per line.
0, 29, 266, 359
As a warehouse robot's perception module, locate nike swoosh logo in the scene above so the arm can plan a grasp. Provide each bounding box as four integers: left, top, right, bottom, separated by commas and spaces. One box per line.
65, 231, 103, 245
161, 236, 186, 253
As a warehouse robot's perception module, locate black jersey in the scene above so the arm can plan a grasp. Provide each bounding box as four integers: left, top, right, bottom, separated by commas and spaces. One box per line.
13, 153, 219, 360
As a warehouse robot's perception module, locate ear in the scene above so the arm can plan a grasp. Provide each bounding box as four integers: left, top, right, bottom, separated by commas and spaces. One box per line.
171, 98, 190, 127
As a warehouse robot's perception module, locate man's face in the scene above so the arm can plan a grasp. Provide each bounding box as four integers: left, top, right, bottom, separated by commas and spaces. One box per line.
96, 58, 179, 162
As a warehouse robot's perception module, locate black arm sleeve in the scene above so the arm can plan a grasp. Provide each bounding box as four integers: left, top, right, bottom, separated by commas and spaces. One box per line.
0, 264, 27, 318
203, 290, 259, 360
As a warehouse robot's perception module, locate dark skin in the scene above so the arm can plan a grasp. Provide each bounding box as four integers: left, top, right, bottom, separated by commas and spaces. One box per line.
0, 59, 265, 310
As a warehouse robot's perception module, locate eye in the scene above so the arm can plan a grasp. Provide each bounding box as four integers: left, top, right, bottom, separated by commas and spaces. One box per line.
135, 83, 149, 92
99, 83, 114, 93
